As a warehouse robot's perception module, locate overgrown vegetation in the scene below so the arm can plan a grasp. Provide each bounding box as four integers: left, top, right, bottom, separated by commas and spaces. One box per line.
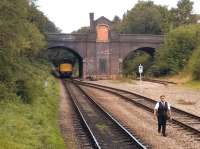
0, 0, 65, 147
135, 24, 200, 80
0, 0, 60, 100
114, 0, 197, 34
0, 60, 66, 148
151, 25, 200, 77
123, 51, 153, 77
186, 45, 200, 80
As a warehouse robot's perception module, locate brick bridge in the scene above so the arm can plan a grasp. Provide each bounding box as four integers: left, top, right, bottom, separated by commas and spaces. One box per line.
47, 13, 164, 79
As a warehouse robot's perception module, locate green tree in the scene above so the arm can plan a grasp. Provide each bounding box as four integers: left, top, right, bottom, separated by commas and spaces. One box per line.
187, 46, 200, 79
0, 0, 29, 51
152, 24, 200, 76
123, 51, 153, 76
0, 0, 46, 57
28, 3, 61, 34
170, 0, 197, 27
72, 26, 90, 33
0, 0, 60, 88
113, 16, 121, 24
112, 15, 121, 31
118, 1, 170, 34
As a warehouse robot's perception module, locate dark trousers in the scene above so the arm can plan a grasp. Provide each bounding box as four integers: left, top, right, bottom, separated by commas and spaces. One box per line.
157, 115, 167, 135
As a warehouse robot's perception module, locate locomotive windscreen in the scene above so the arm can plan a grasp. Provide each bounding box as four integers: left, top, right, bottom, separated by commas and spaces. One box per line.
60, 64, 72, 72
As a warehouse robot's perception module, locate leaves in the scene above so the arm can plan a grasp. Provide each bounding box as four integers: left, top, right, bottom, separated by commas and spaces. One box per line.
152, 24, 200, 76
123, 51, 153, 77
0, 0, 58, 100
118, 1, 166, 34
187, 46, 200, 79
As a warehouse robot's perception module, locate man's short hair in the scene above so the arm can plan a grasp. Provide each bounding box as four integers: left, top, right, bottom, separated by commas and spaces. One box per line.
160, 95, 165, 99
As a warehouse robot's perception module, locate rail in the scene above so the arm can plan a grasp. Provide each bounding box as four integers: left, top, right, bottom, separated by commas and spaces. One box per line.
74, 80, 200, 138
66, 80, 148, 149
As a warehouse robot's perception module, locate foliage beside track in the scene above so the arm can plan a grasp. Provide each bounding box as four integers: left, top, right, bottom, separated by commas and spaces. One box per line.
0, 59, 66, 148
123, 51, 153, 77
150, 24, 200, 77
186, 45, 200, 80
0, 0, 66, 148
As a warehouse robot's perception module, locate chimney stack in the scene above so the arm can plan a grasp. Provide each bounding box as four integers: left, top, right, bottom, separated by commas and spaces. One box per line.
89, 13, 94, 32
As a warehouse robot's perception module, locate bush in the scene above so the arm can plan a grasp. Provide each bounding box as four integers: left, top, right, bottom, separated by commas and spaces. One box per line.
0, 59, 66, 148
187, 46, 200, 79
152, 24, 200, 76
123, 51, 153, 76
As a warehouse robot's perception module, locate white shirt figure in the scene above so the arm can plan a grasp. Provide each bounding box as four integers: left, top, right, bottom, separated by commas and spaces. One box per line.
154, 101, 171, 110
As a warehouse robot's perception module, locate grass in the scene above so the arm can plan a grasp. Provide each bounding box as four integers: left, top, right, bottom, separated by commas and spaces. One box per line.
0, 59, 66, 149
96, 123, 109, 135
177, 99, 196, 105
183, 80, 200, 90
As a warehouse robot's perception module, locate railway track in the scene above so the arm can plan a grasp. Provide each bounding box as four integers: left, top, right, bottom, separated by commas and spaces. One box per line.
64, 80, 148, 149
74, 80, 200, 140
135, 78, 177, 85
63, 81, 99, 148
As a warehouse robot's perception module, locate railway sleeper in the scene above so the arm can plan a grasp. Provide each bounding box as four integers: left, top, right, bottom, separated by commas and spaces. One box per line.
75, 80, 200, 142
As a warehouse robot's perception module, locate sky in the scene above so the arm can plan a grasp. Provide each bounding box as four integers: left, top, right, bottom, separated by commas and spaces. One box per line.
37, 0, 200, 33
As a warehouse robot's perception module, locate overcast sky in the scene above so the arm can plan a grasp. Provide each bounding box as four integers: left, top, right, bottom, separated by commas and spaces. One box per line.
37, 0, 200, 33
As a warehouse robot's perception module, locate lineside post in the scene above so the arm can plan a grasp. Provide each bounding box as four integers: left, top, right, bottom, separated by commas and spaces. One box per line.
138, 64, 143, 93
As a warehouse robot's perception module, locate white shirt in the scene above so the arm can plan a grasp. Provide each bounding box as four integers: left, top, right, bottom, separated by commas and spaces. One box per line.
154, 101, 171, 110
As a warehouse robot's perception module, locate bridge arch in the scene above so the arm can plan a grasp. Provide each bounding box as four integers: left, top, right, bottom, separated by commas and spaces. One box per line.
123, 47, 156, 60
122, 46, 156, 76
45, 46, 83, 78
121, 45, 158, 60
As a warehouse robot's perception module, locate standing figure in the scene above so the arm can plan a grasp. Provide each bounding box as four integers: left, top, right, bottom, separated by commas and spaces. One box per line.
154, 95, 171, 137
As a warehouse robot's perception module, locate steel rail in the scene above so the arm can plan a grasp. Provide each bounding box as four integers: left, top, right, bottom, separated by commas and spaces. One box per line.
64, 81, 101, 149
75, 83, 147, 149
67, 80, 148, 149
74, 80, 200, 137
135, 78, 177, 85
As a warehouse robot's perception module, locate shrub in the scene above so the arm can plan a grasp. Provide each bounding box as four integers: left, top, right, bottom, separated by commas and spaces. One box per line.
152, 24, 200, 76
187, 46, 200, 79
123, 51, 153, 76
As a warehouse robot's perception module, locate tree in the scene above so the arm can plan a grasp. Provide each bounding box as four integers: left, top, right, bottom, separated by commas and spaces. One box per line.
123, 51, 153, 76
28, 3, 61, 34
112, 15, 121, 31
187, 46, 200, 79
113, 16, 121, 24
157, 6, 172, 33
118, 1, 170, 34
170, 0, 197, 27
0, 0, 29, 51
151, 24, 200, 76
72, 26, 90, 33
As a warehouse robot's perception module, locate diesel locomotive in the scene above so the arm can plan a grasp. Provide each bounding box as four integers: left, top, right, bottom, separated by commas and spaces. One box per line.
52, 59, 73, 78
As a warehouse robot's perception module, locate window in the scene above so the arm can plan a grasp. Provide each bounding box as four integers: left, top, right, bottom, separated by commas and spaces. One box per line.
99, 59, 107, 73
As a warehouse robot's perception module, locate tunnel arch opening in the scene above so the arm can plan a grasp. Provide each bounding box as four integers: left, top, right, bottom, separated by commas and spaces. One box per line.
122, 47, 156, 77
45, 46, 83, 78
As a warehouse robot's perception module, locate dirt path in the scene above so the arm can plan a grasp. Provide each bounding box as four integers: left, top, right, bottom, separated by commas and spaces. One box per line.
59, 81, 78, 149
85, 80, 200, 116
83, 86, 200, 149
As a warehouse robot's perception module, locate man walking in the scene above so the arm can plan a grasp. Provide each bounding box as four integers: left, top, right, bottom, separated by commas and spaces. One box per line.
154, 95, 171, 137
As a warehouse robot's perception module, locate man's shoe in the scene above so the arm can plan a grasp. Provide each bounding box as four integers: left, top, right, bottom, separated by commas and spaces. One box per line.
158, 128, 161, 133
162, 134, 167, 137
